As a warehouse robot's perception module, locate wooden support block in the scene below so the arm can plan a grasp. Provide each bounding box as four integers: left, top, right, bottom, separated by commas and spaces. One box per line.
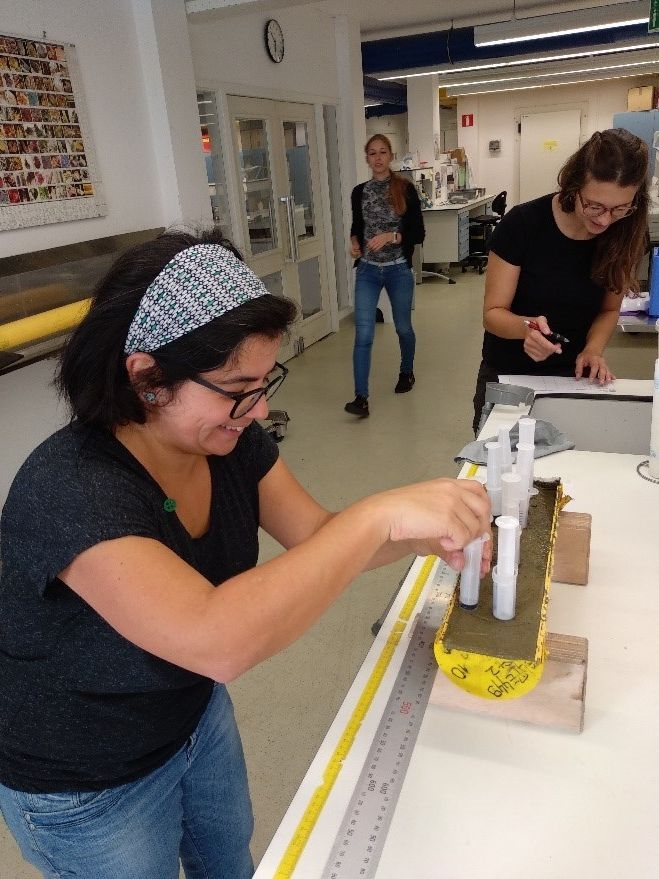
429, 633, 588, 733
552, 511, 591, 586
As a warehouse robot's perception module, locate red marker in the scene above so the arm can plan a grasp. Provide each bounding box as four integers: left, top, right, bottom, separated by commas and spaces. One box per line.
523, 319, 570, 345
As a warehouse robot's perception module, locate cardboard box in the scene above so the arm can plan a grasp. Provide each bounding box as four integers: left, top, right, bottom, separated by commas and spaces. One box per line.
448, 147, 466, 165
627, 85, 659, 111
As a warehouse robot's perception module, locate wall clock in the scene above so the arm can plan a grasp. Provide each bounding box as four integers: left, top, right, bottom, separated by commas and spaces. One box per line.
264, 19, 285, 63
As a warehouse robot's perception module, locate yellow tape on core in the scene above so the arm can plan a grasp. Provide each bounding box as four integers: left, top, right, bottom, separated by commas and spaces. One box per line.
433, 478, 565, 702
434, 631, 546, 700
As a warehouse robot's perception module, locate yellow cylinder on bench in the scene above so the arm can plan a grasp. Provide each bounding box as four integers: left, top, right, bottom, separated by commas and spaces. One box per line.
0, 299, 91, 351
434, 478, 564, 701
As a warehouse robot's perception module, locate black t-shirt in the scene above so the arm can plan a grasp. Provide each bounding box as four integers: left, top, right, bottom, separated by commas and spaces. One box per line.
0, 421, 278, 792
481, 193, 605, 375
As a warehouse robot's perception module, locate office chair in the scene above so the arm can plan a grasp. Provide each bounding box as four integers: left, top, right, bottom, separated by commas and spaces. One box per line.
422, 264, 457, 284
461, 190, 507, 275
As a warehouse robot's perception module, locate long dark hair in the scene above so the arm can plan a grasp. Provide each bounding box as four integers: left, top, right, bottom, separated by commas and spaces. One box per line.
365, 134, 408, 215
57, 227, 297, 429
557, 128, 649, 294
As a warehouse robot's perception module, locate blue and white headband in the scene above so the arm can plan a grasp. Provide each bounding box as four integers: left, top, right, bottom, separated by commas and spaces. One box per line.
124, 243, 269, 354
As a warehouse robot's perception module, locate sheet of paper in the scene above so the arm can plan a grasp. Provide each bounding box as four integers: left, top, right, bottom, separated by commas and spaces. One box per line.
497, 375, 617, 395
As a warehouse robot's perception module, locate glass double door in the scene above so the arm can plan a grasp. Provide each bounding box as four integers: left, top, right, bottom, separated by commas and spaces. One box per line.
228, 96, 331, 360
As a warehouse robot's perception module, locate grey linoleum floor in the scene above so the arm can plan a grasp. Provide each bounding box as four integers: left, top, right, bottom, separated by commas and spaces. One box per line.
1, 268, 656, 878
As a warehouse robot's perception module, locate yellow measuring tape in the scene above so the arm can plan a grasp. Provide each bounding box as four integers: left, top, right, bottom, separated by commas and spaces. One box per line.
273, 554, 438, 879
273, 468, 482, 877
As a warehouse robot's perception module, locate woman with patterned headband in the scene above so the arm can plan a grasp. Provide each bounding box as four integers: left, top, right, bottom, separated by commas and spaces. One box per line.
0, 227, 490, 879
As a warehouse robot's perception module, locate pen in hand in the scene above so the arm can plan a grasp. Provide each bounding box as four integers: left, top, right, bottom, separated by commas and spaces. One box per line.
523, 319, 570, 345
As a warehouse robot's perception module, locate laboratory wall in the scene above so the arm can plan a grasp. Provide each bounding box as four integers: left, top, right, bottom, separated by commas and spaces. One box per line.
187, 7, 340, 103
458, 75, 657, 208
187, 5, 364, 315
365, 115, 408, 163
365, 108, 457, 166
0, 0, 210, 257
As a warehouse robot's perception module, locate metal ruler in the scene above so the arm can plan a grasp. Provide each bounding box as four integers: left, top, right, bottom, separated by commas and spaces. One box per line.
320, 559, 457, 879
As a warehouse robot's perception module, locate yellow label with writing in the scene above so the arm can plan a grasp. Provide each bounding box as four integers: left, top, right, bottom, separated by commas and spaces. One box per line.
543, 139, 559, 151
434, 638, 545, 700
434, 587, 547, 700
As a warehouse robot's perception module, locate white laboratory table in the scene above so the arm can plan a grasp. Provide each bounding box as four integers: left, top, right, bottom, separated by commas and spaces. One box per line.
617, 312, 658, 333
255, 389, 659, 879
421, 194, 491, 265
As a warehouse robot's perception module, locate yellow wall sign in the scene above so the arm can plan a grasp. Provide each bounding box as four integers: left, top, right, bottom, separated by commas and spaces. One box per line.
543, 140, 559, 151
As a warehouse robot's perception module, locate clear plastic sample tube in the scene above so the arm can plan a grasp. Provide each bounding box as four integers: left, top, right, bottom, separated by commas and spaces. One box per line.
493, 515, 519, 620
498, 427, 513, 475
501, 471, 521, 518
459, 535, 484, 610
495, 515, 518, 577
492, 563, 517, 620
518, 417, 536, 447
501, 472, 522, 565
486, 440, 502, 516
650, 358, 659, 478
515, 442, 535, 527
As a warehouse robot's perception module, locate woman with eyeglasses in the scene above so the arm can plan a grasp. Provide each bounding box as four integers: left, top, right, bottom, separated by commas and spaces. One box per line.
0, 228, 490, 879
472, 128, 649, 435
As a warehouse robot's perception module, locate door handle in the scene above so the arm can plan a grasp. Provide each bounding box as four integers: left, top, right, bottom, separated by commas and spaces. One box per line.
279, 195, 299, 262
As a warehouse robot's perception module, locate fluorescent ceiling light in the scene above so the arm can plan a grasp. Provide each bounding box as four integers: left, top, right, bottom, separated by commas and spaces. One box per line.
445, 68, 655, 96
379, 36, 659, 80
474, 0, 648, 47
443, 56, 659, 90
434, 46, 659, 86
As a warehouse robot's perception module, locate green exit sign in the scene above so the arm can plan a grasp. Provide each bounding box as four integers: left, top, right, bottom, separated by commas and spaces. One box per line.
651, 0, 659, 32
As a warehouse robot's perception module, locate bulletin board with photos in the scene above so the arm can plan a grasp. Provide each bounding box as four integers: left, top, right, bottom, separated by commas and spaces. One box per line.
0, 31, 106, 231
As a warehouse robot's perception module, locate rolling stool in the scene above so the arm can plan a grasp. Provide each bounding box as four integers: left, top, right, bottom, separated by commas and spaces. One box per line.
422, 264, 456, 284
461, 190, 507, 274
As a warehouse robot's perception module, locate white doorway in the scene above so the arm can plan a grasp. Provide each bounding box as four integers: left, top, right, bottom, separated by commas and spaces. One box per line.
227, 95, 332, 361
519, 108, 582, 202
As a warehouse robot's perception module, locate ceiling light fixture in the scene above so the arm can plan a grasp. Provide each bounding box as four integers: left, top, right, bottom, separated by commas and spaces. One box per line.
442, 56, 659, 90
379, 37, 659, 81
445, 68, 654, 96
473, 0, 648, 47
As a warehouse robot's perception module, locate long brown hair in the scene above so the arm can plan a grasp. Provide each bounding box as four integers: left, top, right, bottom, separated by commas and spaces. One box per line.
557, 128, 649, 293
364, 134, 408, 216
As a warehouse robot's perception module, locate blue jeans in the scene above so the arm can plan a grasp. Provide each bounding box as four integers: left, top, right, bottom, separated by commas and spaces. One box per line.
352, 258, 415, 397
0, 684, 253, 879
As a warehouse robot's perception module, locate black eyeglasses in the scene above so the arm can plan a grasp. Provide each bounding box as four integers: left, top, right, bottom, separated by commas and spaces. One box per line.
189, 362, 288, 419
577, 191, 637, 220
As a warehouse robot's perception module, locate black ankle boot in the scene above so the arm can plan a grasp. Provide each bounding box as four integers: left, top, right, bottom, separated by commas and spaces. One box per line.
344, 395, 369, 417
395, 372, 415, 393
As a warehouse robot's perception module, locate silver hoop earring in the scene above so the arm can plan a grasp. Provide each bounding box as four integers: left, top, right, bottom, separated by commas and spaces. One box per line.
144, 391, 157, 403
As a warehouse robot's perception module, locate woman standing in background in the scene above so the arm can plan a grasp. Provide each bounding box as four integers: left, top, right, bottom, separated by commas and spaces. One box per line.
472, 127, 649, 434
345, 134, 425, 418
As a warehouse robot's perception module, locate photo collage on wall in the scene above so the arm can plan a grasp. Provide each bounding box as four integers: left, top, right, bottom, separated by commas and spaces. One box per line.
0, 32, 106, 230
